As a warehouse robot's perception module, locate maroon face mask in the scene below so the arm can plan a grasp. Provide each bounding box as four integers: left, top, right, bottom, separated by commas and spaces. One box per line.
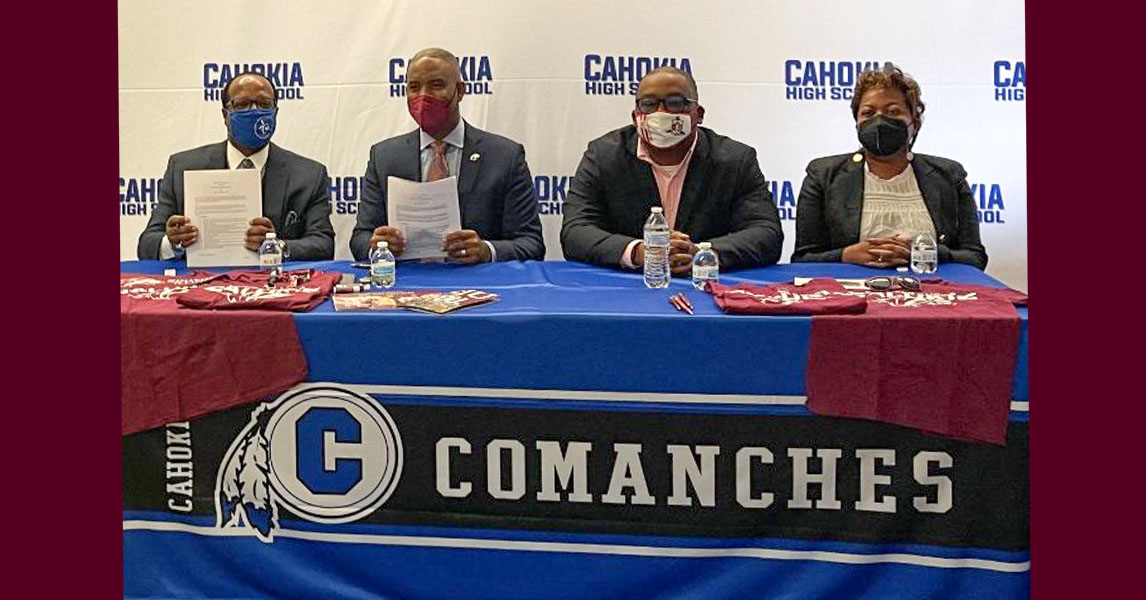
408, 93, 455, 134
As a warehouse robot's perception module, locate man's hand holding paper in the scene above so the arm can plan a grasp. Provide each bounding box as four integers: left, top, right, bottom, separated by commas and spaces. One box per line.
386, 175, 463, 261
443, 229, 492, 263
165, 215, 199, 249
245, 217, 276, 252
369, 226, 406, 256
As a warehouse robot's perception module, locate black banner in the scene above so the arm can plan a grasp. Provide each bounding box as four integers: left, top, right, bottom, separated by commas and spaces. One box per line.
123, 386, 1028, 550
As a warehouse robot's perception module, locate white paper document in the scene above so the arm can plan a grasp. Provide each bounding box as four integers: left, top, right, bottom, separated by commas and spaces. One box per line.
184, 169, 261, 267
387, 176, 462, 261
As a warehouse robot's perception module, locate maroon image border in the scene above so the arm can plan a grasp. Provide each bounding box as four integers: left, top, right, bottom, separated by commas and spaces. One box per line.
8, 2, 1127, 597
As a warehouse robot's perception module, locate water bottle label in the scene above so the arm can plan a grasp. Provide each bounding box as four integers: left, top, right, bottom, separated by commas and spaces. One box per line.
693, 265, 718, 279
260, 253, 280, 266
645, 232, 670, 246
372, 263, 395, 277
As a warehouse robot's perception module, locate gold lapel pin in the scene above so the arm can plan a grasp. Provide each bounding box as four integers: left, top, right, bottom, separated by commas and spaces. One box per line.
851, 153, 863, 163
469, 153, 481, 162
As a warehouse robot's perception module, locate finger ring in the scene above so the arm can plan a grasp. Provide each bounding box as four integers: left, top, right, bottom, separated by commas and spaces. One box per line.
460, 249, 467, 256
877, 255, 883, 262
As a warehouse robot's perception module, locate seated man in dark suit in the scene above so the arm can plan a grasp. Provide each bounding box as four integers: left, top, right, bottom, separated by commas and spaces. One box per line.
137, 71, 334, 261
561, 67, 782, 273
351, 47, 545, 263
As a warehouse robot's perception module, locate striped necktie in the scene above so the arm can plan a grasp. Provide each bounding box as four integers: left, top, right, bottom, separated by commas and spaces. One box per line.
238, 158, 255, 169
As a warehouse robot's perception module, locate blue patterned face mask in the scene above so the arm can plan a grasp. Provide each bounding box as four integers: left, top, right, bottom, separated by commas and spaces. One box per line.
228, 108, 277, 150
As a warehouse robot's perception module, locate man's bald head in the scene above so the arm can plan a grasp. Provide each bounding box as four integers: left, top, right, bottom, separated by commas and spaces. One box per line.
638, 66, 698, 100
410, 47, 461, 78
221, 72, 277, 109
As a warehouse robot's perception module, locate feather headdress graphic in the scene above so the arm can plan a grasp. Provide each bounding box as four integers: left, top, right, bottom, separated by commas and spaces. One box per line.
215, 404, 279, 541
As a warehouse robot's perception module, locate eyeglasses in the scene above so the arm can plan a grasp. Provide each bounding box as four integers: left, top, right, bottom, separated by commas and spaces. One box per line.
865, 275, 921, 291
227, 98, 276, 111
635, 95, 698, 114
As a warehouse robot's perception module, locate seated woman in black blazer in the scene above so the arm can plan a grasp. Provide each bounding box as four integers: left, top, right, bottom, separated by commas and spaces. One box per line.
792, 64, 987, 269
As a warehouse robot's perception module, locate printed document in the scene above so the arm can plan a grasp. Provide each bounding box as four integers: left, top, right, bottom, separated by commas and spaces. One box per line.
387, 176, 462, 261
184, 169, 261, 267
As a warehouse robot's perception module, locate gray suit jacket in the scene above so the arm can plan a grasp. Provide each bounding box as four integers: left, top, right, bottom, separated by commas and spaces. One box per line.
137, 141, 335, 261
351, 124, 545, 261
791, 152, 987, 269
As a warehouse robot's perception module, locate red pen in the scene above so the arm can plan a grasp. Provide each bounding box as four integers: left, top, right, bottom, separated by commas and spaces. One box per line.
670, 293, 693, 315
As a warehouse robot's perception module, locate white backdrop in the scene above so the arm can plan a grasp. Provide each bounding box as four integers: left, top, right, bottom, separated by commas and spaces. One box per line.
118, 0, 1027, 290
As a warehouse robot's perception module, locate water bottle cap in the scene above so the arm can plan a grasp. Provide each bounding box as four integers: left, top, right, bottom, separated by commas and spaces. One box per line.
650, 207, 663, 213
698, 242, 712, 250
265, 232, 276, 239
377, 241, 388, 249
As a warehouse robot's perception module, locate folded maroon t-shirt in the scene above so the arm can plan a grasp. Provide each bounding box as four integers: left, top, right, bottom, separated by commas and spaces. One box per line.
176, 269, 340, 311
708, 277, 1027, 444
709, 280, 868, 315
120, 270, 333, 435
806, 281, 1026, 445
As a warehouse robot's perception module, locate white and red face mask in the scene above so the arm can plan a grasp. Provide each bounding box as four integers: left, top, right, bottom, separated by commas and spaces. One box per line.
635, 109, 697, 149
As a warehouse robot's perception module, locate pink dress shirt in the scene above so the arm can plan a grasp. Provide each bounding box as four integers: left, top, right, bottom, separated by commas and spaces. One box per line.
621, 136, 698, 268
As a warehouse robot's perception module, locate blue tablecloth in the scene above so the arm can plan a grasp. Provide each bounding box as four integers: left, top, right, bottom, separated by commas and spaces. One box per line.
122, 259, 1030, 600
120, 259, 1028, 404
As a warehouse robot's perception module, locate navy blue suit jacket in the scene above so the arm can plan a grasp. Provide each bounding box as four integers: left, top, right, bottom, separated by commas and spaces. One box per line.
351, 124, 545, 261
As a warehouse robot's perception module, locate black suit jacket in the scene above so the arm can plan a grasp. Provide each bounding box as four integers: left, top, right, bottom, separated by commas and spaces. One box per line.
792, 153, 987, 269
137, 141, 334, 260
560, 125, 783, 270
351, 123, 545, 262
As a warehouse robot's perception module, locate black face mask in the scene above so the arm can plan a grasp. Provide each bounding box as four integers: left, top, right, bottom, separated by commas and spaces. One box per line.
857, 115, 911, 157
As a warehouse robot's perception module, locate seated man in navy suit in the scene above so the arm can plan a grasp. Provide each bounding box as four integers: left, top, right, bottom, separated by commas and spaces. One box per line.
137, 71, 334, 261
351, 47, 545, 263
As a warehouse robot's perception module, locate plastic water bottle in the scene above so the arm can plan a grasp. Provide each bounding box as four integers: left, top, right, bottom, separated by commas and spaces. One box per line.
692, 242, 719, 291
370, 241, 396, 288
911, 231, 938, 274
258, 232, 282, 275
643, 206, 670, 288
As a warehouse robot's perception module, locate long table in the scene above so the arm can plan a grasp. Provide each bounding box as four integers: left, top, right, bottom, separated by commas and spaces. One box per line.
122, 260, 1029, 600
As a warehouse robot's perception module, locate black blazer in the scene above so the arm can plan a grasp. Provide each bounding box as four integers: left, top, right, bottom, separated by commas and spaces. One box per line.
351, 123, 545, 262
137, 141, 335, 261
560, 125, 783, 270
792, 153, 987, 269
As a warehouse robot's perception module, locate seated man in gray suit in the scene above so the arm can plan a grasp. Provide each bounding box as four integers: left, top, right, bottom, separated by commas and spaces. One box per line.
137, 71, 334, 261
561, 67, 782, 273
351, 47, 545, 263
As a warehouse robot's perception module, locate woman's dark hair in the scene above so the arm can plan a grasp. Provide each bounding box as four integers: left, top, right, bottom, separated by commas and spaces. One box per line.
849, 63, 925, 125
